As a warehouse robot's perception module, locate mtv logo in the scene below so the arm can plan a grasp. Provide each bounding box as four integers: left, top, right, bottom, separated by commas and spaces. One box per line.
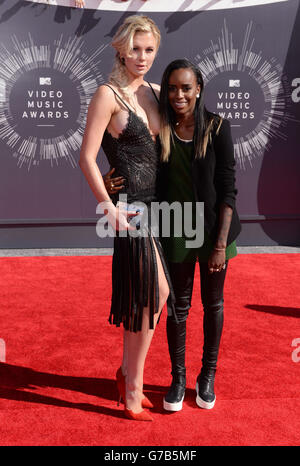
229, 79, 240, 87
39, 77, 51, 85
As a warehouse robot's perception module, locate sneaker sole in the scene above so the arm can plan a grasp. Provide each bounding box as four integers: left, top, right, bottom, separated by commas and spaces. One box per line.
195, 382, 216, 410
163, 395, 184, 412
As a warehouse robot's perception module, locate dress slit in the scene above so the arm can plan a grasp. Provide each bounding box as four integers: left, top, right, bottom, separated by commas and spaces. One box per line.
109, 229, 176, 332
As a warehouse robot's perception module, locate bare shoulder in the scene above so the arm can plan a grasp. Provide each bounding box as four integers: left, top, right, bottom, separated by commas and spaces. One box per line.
89, 84, 117, 113
149, 82, 160, 95
147, 82, 160, 105
93, 84, 116, 103
149, 82, 160, 92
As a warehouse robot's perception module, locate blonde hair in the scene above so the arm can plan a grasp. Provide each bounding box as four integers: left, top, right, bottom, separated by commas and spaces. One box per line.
108, 15, 161, 107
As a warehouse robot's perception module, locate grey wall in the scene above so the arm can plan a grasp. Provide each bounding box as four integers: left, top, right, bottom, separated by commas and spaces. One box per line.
0, 0, 299, 248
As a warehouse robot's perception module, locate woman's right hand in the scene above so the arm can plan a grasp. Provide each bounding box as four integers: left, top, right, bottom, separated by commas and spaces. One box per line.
102, 201, 138, 232
103, 167, 125, 195
75, 0, 85, 8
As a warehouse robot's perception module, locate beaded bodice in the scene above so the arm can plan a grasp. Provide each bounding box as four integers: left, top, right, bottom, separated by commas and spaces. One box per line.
101, 86, 160, 205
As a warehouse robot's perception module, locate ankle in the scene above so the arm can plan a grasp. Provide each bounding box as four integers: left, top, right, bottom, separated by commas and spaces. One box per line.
125, 388, 144, 413
164, 374, 186, 411
125, 379, 143, 401
199, 367, 216, 382
126, 386, 142, 397
171, 374, 186, 387
171, 367, 186, 383
126, 377, 143, 393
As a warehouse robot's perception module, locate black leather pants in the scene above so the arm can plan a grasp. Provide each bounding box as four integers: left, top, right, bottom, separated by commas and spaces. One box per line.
167, 260, 228, 377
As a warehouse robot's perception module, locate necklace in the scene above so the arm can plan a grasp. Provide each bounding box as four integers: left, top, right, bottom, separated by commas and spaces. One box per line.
174, 131, 193, 143
175, 119, 194, 128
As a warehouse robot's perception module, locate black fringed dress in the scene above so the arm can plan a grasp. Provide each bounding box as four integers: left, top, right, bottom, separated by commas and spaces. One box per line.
101, 84, 175, 333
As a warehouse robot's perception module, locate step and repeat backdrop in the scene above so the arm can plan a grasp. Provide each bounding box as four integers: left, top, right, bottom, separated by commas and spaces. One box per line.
0, 0, 299, 247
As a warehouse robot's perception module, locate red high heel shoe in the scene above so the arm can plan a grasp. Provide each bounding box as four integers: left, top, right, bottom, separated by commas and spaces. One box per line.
124, 407, 153, 422
116, 367, 154, 409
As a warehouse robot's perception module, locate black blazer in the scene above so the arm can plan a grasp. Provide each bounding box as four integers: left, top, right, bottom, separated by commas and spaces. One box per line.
157, 118, 241, 246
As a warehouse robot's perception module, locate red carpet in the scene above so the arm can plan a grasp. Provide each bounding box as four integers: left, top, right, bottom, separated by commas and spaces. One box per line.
0, 253, 299, 446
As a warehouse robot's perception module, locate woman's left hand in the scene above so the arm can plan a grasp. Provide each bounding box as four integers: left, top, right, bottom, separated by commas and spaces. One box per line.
103, 167, 125, 195
208, 249, 226, 274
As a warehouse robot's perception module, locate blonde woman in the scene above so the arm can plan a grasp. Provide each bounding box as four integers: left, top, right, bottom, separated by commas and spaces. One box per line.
79, 15, 174, 421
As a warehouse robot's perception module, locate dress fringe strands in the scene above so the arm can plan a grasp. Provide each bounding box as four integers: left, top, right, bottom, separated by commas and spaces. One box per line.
110, 229, 175, 333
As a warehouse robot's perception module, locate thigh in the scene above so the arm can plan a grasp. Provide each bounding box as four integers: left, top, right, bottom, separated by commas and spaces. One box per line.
151, 237, 170, 313
199, 261, 228, 307
168, 262, 196, 300
168, 261, 196, 321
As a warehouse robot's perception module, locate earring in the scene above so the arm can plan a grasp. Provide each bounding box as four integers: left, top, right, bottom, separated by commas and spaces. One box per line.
196, 94, 200, 98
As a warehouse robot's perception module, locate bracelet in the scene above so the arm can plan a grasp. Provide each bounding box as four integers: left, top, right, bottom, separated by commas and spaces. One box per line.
214, 247, 226, 251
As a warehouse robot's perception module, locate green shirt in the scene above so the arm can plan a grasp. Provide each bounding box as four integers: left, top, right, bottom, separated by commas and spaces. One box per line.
161, 134, 237, 263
